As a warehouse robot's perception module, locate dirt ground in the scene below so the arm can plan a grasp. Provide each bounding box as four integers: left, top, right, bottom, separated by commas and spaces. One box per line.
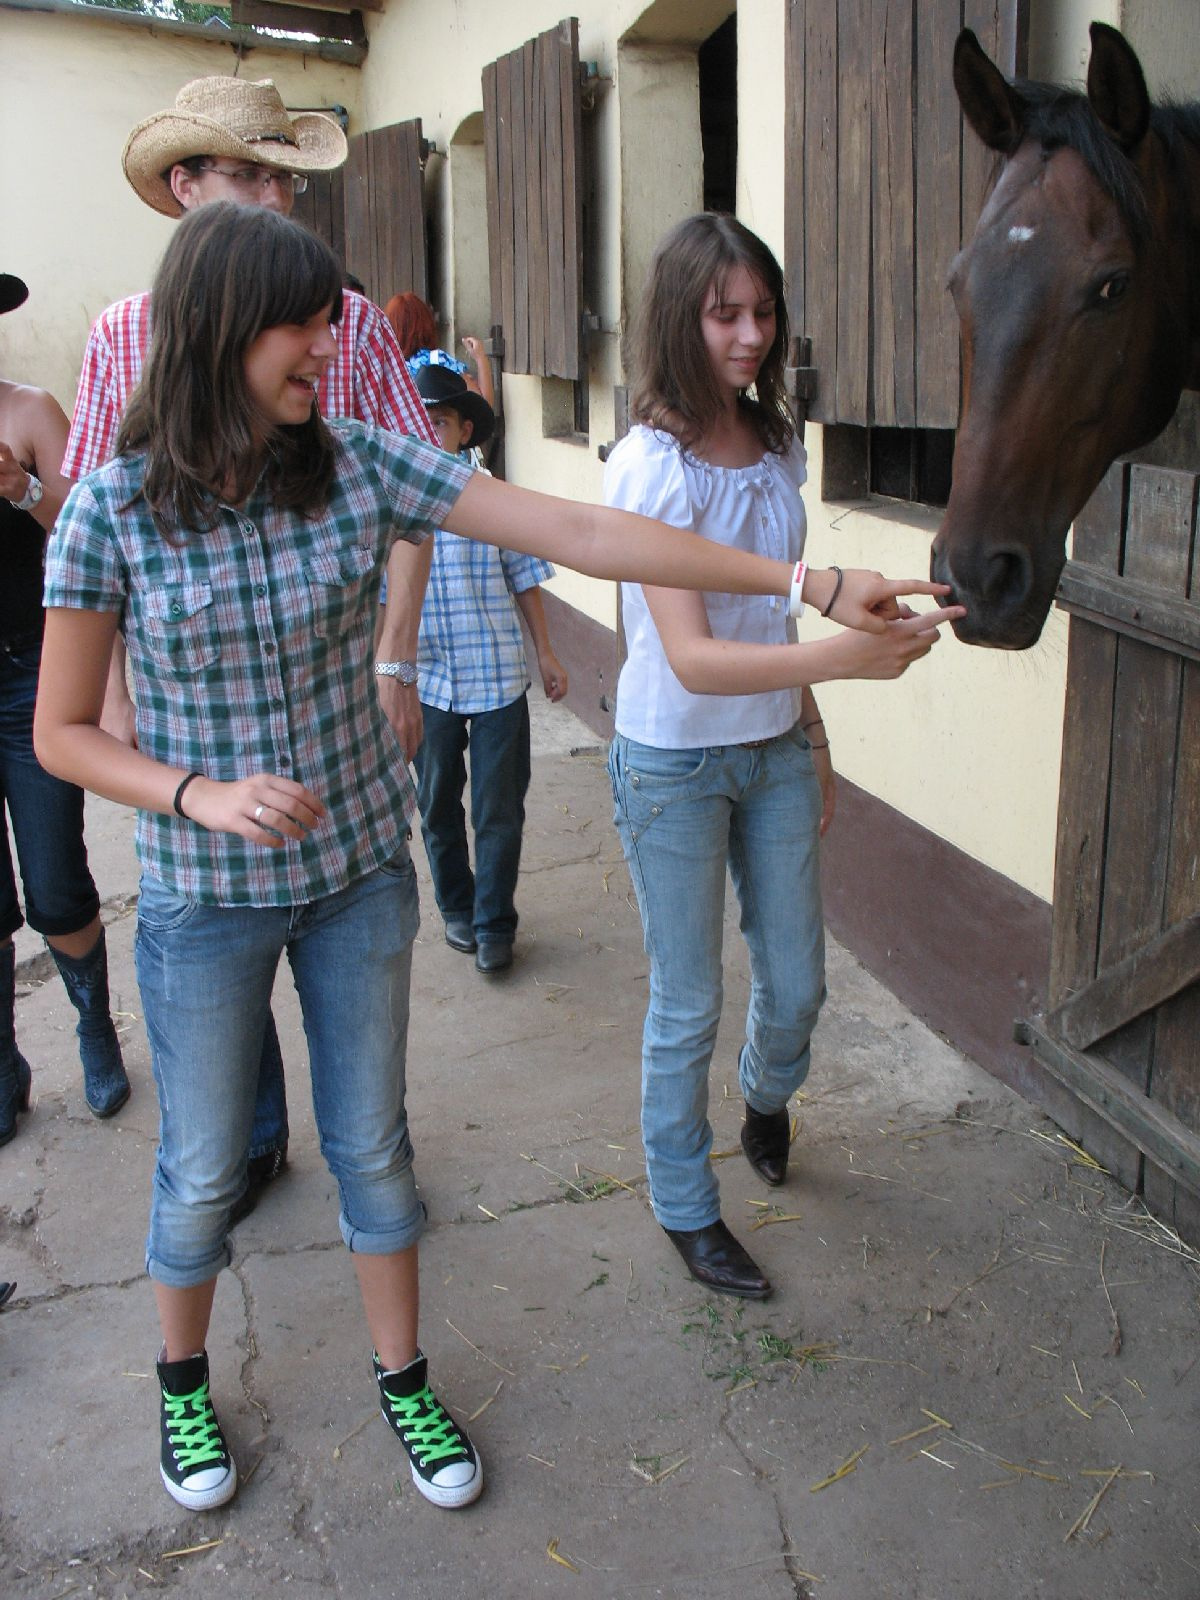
2, 702, 1198, 1599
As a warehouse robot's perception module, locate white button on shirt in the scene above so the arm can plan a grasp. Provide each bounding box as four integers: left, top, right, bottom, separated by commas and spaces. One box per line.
603, 425, 808, 749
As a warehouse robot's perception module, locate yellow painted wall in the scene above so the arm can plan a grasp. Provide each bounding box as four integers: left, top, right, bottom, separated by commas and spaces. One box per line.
7, 0, 1184, 907
354, 0, 1131, 901
0, 10, 361, 410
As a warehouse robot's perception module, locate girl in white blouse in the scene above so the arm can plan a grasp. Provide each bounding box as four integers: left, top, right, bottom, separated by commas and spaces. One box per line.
605, 214, 960, 1299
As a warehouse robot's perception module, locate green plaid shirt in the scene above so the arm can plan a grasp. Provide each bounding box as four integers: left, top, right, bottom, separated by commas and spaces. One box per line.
44, 422, 473, 906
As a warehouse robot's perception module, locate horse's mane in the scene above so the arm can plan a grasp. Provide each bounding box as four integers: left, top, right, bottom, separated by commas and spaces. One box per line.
1010, 78, 1200, 247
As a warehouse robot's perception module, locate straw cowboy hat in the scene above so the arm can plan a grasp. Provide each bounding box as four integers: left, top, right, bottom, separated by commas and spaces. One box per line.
0, 275, 29, 315
123, 77, 348, 218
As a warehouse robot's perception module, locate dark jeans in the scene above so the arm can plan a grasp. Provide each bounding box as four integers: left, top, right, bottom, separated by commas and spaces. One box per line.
414, 694, 531, 945
0, 642, 100, 942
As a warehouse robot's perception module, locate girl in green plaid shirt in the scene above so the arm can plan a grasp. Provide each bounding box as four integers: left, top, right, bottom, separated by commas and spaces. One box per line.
36, 204, 954, 1517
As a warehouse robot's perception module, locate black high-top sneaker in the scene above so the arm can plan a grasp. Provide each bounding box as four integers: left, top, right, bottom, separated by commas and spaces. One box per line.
157, 1350, 237, 1511
373, 1350, 483, 1508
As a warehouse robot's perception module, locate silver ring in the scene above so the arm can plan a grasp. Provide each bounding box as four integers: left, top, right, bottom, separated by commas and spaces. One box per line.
254, 804, 265, 823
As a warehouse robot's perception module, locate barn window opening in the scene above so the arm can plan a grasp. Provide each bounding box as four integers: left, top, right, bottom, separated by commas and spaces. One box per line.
699, 13, 737, 214
822, 423, 955, 510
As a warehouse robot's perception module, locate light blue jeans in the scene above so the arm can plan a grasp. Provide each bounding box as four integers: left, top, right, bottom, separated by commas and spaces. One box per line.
609, 726, 826, 1232
135, 846, 425, 1288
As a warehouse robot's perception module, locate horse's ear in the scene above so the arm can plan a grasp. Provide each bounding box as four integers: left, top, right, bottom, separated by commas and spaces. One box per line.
954, 29, 1026, 154
1087, 22, 1150, 151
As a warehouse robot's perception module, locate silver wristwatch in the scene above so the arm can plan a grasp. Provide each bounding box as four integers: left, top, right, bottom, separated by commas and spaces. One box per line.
12, 472, 43, 513
375, 659, 419, 686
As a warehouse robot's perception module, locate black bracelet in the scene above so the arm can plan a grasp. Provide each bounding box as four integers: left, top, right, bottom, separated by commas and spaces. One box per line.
809, 741, 830, 751
819, 565, 844, 620
801, 718, 824, 731
173, 771, 203, 818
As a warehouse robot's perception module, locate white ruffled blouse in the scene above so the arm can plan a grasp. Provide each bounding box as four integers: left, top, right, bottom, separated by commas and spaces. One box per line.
603, 424, 807, 749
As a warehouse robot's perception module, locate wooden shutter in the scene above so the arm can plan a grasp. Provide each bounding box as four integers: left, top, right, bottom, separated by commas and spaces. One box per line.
482, 18, 585, 380
784, 0, 1028, 428
342, 119, 428, 308
291, 168, 347, 267
290, 120, 426, 309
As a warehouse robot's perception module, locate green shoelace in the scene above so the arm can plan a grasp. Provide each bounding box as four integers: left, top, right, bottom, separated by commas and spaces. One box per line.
386, 1385, 467, 1467
164, 1382, 226, 1470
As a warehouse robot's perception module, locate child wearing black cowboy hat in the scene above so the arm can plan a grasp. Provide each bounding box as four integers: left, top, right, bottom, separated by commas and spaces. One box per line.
409, 364, 568, 974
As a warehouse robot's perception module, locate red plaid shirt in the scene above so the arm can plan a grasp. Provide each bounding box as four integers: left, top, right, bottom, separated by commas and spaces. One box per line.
63, 290, 435, 479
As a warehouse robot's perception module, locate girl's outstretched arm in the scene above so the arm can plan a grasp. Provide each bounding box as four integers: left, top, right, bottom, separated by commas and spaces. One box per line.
35, 608, 325, 846
442, 473, 952, 621
442, 473, 793, 598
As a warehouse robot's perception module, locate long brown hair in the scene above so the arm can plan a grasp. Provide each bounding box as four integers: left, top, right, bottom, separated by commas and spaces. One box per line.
629, 213, 793, 455
118, 203, 343, 538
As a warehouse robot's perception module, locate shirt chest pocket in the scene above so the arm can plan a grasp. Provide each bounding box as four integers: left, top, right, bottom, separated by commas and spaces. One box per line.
144, 582, 219, 675
304, 545, 376, 640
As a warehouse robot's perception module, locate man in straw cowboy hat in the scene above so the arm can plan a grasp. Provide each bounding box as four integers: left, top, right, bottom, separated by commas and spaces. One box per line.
64, 76, 439, 1218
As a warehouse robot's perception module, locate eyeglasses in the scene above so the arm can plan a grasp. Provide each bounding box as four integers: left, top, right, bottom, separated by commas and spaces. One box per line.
199, 163, 309, 196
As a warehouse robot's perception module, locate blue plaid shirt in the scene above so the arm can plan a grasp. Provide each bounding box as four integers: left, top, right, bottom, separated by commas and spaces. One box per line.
418, 517, 553, 714
44, 422, 472, 906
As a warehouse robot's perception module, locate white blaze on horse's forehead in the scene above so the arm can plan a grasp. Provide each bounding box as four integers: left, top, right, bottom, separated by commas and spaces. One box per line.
1008, 225, 1036, 244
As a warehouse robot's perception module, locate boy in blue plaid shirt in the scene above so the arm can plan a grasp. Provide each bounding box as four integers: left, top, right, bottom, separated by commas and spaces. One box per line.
411, 366, 566, 975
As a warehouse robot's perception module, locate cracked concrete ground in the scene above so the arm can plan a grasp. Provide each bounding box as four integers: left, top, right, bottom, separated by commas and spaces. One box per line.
2, 700, 1198, 1599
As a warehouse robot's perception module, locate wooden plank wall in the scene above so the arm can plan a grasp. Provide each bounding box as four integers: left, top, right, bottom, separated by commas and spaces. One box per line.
1050, 466, 1200, 1222
783, 0, 1028, 429
482, 17, 584, 380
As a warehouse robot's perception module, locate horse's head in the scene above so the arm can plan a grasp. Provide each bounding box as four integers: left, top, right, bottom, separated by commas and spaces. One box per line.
931, 23, 1196, 649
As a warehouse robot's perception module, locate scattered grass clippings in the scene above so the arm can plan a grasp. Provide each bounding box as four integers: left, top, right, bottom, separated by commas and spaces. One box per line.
467, 1380, 504, 1423
581, 1272, 609, 1293
749, 1210, 805, 1232
1063, 1394, 1093, 1420
445, 1317, 516, 1377
160, 1538, 224, 1560
630, 1451, 691, 1485
546, 1537, 580, 1573
810, 1445, 868, 1492
332, 1413, 374, 1459
1065, 1464, 1122, 1542
888, 1420, 950, 1447
725, 1377, 758, 1396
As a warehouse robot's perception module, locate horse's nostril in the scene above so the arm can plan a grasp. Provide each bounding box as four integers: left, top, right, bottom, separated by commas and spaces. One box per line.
981, 548, 1031, 604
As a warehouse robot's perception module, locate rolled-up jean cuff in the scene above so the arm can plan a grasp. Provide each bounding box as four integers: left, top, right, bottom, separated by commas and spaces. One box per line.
340, 1180, 426, 1255
146, 1234, 233, 1290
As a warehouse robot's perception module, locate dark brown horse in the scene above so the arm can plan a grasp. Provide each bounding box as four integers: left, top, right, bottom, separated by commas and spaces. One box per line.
931, 23, 1200, 649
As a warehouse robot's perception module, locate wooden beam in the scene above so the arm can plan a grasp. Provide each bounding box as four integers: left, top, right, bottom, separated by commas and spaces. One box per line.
231, 0, 367, 40
249, 0, 381, 13
1047, 915, 1200, 1051
1015, 1017, 1200, 1196
1056, 561, 1200, 663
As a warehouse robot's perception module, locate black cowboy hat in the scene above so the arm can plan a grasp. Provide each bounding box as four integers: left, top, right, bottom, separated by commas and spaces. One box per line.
413, 362, 494, 448
0, 275, 29, 315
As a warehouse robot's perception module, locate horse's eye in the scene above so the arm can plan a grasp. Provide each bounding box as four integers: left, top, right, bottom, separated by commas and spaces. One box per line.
1098, 272, 1130, 303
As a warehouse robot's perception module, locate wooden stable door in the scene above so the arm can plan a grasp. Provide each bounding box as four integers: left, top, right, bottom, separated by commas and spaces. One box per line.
1018, 461, 1200, 1242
